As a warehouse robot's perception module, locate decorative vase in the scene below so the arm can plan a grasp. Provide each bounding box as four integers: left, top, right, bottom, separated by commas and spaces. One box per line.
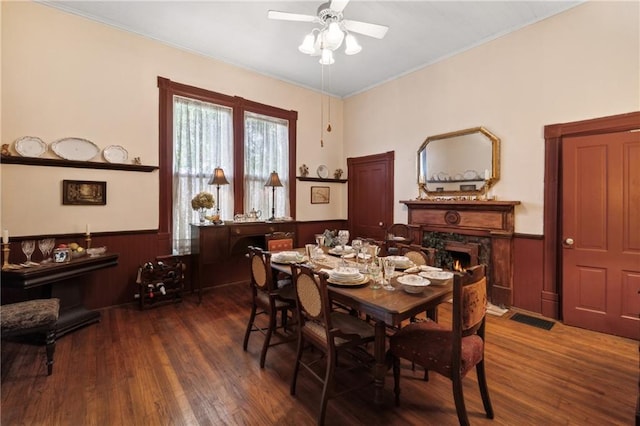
198, 208, 206, 223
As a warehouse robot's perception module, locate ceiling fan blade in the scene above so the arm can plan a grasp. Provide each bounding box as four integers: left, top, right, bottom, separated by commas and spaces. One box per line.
267, 10, 317, 23
330, 0, 350, 13
343, 19, 389, 39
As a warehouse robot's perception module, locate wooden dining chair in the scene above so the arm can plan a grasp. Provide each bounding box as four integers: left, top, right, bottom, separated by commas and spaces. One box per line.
1, 298, 60, 376
397, 243, 435, 266
265, 231, 295, 252
389, 264, 493, 425
290, 264, 376, 426
242, 246, 296, 368
386, 223, 413, 255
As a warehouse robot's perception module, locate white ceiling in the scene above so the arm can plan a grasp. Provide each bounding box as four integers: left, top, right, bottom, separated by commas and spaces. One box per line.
40, 1, 582, 98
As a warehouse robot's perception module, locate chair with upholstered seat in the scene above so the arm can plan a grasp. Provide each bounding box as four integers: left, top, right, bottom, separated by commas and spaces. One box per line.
386, 223, 413, 255
389, 264, 493, 425
265, 231, 295, 252
397, 243, 435, 266
242, 246, 297, 368
1, 298, 60, 375
290, 264, 375, 426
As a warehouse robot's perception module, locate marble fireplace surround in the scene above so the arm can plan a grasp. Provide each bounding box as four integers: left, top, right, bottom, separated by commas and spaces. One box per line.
401, 200, 520, 307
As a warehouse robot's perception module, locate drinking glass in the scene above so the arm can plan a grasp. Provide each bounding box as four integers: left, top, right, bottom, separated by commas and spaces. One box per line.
352, 239, 363, 265
369, 262, 382, 290
337, 230, 350, 264
382, 258, 396, 291
315, 234, 325, 249
305, 244, 316, 266
21, 240, 36, 265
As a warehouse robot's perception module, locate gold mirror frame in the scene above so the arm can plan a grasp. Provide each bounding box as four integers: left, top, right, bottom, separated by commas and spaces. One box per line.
417, 127, 500, 197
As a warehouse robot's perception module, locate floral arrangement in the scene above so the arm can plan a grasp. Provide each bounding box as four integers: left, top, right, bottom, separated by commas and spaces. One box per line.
191, 192, 215, 210
334, 168, 343, 179
299, 164, 309, 177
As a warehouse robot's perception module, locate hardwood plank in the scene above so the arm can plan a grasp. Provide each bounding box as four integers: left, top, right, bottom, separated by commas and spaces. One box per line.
1, 283, 637, 425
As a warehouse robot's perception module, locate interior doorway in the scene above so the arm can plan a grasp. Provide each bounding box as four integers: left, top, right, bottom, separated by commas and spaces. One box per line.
544, 111, 640, 339
347, 151, 394, 241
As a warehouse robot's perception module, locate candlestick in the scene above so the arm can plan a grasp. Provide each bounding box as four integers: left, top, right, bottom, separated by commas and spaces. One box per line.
2, 230, 8, 244
2, 243, 10, 270
85, 224, 90, 235
85, 235, 92, 249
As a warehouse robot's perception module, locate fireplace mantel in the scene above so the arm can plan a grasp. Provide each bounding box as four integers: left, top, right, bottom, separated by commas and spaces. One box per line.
401, 199, 520, 306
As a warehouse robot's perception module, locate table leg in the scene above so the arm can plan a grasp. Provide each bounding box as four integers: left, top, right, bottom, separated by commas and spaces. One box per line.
373, 320, 387, 404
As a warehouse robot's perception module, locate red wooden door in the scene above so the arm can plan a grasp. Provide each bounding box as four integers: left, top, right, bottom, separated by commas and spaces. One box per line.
347, 152, 394, 240
562, 130, 640, 339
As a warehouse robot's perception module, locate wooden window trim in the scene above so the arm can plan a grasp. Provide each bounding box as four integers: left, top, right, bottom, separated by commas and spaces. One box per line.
157, 76, 297, 238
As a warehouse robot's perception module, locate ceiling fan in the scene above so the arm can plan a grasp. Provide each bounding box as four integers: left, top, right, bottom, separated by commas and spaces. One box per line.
268, 0, 389, 64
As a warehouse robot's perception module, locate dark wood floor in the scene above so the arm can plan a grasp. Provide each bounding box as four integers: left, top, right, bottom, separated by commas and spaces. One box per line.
2, 282, 638, 425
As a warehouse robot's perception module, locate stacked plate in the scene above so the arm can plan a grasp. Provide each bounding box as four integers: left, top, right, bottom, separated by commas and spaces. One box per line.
386, 255, 413, 269
328, 245, 353, 255
328, 267, 368, 286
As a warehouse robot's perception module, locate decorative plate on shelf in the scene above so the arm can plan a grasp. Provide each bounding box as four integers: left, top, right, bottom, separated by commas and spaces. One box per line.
437, 172, 449, 181
317, 165, 329, 179
103, 145, 128, 163
463, 170, 479, 180
14, 136, 46, 158
51, 137, 100, 161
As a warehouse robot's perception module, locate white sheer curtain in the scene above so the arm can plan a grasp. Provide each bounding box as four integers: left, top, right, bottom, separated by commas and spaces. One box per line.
244, 111, 290, 219
173, 95, 233, 254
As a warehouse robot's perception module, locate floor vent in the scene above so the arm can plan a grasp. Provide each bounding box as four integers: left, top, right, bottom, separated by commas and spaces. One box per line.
509, 313, 555, 330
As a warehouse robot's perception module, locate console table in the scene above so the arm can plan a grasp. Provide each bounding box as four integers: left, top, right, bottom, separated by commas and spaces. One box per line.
191, 221, 297, 302
1, 253, 119, 337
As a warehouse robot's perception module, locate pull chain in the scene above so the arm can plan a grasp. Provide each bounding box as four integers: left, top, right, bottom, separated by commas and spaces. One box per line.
326, 64, 332, 133
320, 63, 325, 147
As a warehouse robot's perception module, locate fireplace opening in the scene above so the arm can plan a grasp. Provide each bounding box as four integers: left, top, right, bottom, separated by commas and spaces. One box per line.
444, 241, 479, 270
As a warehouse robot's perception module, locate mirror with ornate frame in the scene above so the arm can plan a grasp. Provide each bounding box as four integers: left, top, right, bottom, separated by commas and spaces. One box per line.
417, 127, 500, 197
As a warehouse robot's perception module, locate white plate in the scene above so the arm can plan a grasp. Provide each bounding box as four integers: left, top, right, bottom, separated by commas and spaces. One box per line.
51, 137, 100, 161
463, 170, 479, 180
437, 172, 449, 181
327, 275, 369, 287
317, 165, 329, 179
103, 145, 128, 163
14, 136, 46, 157
419, 271, 453, 284
330, 267, 360, 278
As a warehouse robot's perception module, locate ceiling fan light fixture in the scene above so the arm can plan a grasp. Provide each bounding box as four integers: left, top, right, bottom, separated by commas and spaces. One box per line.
325, 21, 345, 47
319, 48, 335, 65
344, 33, 361, 55
298, 31, 317, 54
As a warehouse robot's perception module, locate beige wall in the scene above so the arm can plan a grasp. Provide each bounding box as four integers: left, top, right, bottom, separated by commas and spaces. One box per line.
344, 1, 639, 234
2, 1, 639, 237
0, 1, 346, 236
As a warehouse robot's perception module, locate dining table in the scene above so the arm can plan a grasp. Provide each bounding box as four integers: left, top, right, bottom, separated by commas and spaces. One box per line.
270, 247, 453, 404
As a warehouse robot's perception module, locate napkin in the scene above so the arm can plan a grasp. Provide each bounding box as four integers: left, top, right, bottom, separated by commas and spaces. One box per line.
403, 266, 420, 274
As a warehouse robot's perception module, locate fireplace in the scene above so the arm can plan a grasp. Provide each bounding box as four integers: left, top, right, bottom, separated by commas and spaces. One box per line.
401, 200, 520, 307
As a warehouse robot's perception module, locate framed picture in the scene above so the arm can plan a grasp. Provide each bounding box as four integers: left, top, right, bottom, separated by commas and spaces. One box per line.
62, 180, 107, 205
311, 186, 330, 204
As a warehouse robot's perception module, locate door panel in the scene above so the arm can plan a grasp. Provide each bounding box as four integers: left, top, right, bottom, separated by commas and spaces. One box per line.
347, 152, 394, 240
562, 131, 640, 339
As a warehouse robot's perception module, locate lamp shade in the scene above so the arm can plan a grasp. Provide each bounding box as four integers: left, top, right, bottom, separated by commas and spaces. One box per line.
319, 49, 335, 65
264, 171, 283, 187
299, 32, 316, 55
208, 167, 229, 186
344, 33, 362, 55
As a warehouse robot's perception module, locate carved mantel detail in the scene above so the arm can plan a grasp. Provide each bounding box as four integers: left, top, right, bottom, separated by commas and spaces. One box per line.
401, 200, 521, 307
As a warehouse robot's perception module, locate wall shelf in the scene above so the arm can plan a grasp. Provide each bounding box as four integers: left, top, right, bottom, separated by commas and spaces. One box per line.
297, 176, 347, 183
1, 155, 158, 172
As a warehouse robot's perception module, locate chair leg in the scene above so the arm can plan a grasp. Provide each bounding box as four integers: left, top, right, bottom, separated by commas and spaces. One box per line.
318, 349, 337, 426
45, 328, 56, 376
243, 304, 257, 351
392, 355, 401, 406
476, 360, 494, 419
452, 373, 470, 426
290, 336, 305, 396
259, 309, 277, 368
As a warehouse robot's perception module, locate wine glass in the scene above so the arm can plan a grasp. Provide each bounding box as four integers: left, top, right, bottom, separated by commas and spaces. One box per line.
21, 240, 36, 265
315, 234, 325, 250
382, 258, 396, 291
352, 239, 362, 266
39, 238, 55, 263
337, 230, 350, 265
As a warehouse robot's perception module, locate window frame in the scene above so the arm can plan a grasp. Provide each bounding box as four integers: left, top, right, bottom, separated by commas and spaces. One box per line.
157, 77, 297, 241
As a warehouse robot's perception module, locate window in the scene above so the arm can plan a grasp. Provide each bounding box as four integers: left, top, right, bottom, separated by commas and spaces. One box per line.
158, 77, 297, 254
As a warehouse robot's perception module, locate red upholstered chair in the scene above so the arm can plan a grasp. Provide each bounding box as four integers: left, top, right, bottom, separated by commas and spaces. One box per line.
290, 264, 375, 426
242, 246, 296, 368
389, 264, 493, 425
1, 298, 60, 375
265, 232, 295, 252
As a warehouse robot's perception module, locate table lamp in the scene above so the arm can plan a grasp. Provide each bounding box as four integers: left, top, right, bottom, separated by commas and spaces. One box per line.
264, 171, 283, 222
208, 167, 229, 224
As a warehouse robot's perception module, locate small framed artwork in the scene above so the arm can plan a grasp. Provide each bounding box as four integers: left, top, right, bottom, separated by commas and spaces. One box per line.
62, 180, 107, 205
311, 186, 330, 204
